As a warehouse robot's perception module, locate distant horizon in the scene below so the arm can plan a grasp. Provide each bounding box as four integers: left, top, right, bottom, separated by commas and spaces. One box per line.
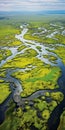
0, 0, 65, 12
0, 10, 65, 14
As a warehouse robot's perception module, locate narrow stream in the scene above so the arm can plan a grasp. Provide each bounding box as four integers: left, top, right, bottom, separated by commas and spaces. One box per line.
0, 24, 65, 130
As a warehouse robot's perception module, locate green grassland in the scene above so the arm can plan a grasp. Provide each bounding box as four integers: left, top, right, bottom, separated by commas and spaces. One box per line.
0, 23, 22, 47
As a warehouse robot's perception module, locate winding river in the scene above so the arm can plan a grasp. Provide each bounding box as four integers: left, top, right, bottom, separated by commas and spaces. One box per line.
0, 24, 65, 130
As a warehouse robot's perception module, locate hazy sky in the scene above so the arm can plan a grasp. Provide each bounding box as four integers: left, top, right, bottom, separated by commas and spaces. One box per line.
0, 0, 65, 11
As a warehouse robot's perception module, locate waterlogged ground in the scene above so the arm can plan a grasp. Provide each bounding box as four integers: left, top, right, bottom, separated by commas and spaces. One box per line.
0, 16, 65, 130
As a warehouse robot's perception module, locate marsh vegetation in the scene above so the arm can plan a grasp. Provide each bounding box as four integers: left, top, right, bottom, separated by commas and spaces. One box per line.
0, 14, 65, 130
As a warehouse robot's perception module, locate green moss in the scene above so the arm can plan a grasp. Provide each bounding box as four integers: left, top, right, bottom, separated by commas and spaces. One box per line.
34, 100, 48, 111
24, 48, 38, 57
0, 49, 12, 62
51, 92, 64, 104
53, 46, 65, 64
42, 110, 50, 120
55, 34, 65, 44
2, 56, 42, 69
0, 71, 6, 77
45, 92, 50, 97
48, 101, 57, 111
10, 66, 61, 97
49, 55, 57, 63
0, 83, 11, 103
36, 46, 41, 51
18, 45, 26, 52
0, 79, 4, 83
10, 40, 22, 47
0, 101, 47, 130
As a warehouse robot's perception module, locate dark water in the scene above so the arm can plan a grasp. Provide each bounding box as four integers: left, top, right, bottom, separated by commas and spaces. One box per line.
0, 93, 13, 124
0, 108, 5, 124
48, 99, 65, 130
47, 62, 65, 130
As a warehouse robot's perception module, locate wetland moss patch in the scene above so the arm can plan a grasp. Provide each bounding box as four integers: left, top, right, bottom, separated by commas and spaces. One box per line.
11, 66, 61, 97
0, 96, 58, 130
48, 101, 57, 111
2, 57, 41, 69
36, 46, 41, 51
51, 92, 64, 104
1, 51, 43, 69
24, 31, 57, 44
24, 48, 38, 57
10, 40, 22, 47
0, 79, 4, 83
43, 54, 57, 63
34, 100, 48, 111
53, 46, 65, 64
0, 107, 43, 130
42, 110, 50, 120
0, 70, 6, 77
55, 34, 65, 44
17, 48, 38, 57
17, 45, 26, 52
0, 83, 11, 103
0, 49, 12, 62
